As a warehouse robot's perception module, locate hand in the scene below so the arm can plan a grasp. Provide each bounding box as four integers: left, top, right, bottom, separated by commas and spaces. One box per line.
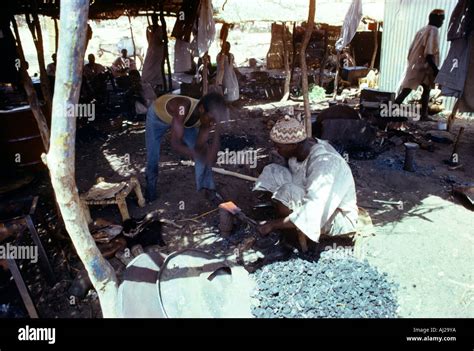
258, 221, 275, 236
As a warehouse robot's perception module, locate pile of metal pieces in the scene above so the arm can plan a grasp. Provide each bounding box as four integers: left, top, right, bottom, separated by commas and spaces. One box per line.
240, 71, 285, 100
250, 250, 399, 318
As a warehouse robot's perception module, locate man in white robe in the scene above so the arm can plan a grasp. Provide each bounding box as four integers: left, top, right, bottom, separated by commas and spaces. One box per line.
255, 116, 358, 249
395, 9, 445, 121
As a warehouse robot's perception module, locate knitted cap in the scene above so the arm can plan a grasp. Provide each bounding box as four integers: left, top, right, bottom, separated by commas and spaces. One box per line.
270, 115, 307, 144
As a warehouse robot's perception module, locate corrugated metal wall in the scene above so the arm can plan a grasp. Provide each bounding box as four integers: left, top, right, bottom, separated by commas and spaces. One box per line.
380, 0, 458, 111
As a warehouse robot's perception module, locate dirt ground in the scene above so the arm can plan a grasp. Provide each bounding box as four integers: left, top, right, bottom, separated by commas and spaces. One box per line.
1, 95, 473, 318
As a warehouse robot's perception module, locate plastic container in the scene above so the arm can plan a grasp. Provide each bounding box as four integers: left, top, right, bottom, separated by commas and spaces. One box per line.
438, 120, 447, 131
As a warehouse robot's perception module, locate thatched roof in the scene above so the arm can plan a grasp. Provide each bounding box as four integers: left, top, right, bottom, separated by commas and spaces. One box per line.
213, 0, 384, 25
9, 0, 385, 24
8, 0, 184, 20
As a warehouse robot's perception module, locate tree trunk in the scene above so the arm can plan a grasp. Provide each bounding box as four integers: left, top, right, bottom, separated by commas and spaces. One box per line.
11, 16, 50, 152
300, 0, 315, 136
159, 2, 173, 92
370, 22, 379, 70
333, 51, 341, 100
54, 18, 59, 53
202, 52, 209, 95
47, 0, 119, 318
280, 22, 291, 102
290, 22, 297, 88
25, 10, 53, 116
127, 13, 137, 64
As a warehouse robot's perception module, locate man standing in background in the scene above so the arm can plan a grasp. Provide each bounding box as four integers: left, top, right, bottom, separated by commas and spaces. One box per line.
394, 9, 445, 121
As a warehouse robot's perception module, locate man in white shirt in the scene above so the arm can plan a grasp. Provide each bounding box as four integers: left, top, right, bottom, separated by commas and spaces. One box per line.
395, 9, 445, 121
255, 116, 358, 250
112, 49, 137, 78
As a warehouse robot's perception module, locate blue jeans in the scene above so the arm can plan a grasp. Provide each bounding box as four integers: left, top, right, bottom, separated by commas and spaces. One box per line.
145, 106, 215, 200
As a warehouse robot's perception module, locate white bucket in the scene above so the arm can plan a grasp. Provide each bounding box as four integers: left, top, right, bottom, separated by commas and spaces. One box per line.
438, 120, 447, 130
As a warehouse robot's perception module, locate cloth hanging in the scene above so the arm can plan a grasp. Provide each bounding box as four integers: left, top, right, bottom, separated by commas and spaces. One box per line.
174, 39, 192, 73
436, 0, 474, 111
335, 0, 363, 52
459, 33, 474, 112
447, 0, 473, 41
196, 0, 216, 57
142, 25, 165, 88
171, 0, 201, 42
436, 37, 470, 97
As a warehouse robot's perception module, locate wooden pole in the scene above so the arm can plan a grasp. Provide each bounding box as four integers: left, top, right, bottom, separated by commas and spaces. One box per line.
47, 0, 119, 318
319, 30, 328, 86
300, 0, 315, 136
290, 22, 297, 89
11, 16, 50, 152
127, 13, 137, 63
447, 99, 460, 132
54, 18, 59, 53
159, 1, 173, 92
333, 51, 340, 99
155, 12, 167, 92
280, 22, 291, 102
203, 51, 209, 95
212, 167, 257, 182
25, 11, 53, 116
370, 22, 379, 70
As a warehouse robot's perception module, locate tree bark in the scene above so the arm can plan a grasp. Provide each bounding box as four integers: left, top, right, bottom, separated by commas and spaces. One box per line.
290, 22, 297, 88
280, 22, 291, 102
203, 52, 209, 95
159, 2, 173, 92
333, 51, 341, 100
127, 13, 137, 64
54, 18, 59, 53
47, 0, 119, 318
370, 22, 379, 70
11, 16, 50, 152
25, 9, 53, 116
300, 0, 315, 136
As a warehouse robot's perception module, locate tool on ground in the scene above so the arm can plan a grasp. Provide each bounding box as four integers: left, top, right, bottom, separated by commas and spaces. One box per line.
181, 160, 258, 182
373, 199, 404, 210
445, 127, 465, 167
403, 142, 419, 172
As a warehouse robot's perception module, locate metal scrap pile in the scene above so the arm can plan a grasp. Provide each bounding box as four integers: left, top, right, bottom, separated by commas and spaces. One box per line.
251, 250, 399, 318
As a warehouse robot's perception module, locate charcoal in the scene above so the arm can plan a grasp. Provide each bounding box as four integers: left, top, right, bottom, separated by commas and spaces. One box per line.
250, 250, 398, 318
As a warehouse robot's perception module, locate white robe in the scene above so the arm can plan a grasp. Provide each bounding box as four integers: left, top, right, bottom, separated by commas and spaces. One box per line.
254, 139, 358, 242
400, 25, 440, 90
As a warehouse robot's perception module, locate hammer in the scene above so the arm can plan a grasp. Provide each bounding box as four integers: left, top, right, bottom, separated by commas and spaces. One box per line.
219, 201, 258, 227
218, 202, 259, 262
219, 201, 308, 253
